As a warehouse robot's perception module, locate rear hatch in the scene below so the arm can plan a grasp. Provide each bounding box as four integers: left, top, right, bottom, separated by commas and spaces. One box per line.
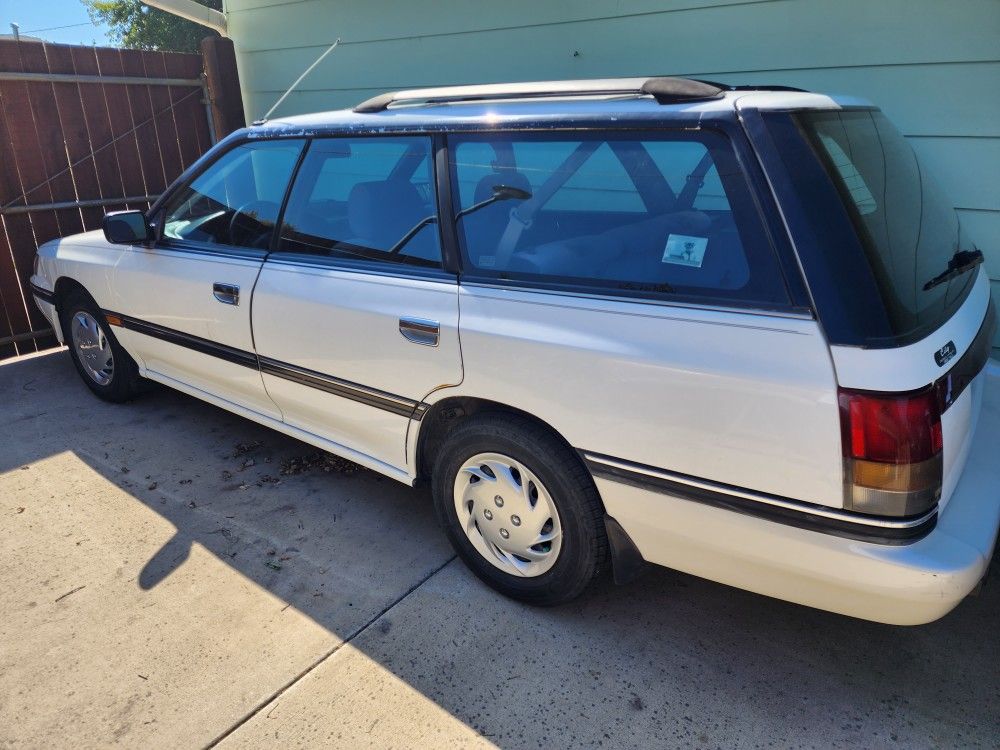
759, 106, 995, 516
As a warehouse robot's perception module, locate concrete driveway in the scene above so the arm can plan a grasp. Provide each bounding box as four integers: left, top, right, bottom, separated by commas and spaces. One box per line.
1, 349, 997, 749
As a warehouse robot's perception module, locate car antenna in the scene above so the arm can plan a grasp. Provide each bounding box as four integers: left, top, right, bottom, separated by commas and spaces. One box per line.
253, 37, 341, 125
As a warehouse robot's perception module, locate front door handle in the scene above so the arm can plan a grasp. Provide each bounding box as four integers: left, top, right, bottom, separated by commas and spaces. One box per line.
399, 317, 439, 346
213, 282, 240, 306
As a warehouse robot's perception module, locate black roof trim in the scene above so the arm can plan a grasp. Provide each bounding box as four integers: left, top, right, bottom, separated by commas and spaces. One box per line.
639, 76, 725, 103
353, 92, 396, 114
689, 77, 808, 94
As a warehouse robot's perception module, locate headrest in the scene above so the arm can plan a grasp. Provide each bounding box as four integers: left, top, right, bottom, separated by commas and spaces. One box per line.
348, 179, 426, 248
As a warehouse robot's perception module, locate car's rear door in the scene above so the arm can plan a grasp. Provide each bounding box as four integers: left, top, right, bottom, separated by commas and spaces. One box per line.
109, 139, 306, 418
444, 127, 846, 507
250, 136, 461, 478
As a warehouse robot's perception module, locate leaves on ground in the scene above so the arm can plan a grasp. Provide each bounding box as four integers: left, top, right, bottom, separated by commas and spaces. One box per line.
279, 453, 360, 477
232, 440, 263, 458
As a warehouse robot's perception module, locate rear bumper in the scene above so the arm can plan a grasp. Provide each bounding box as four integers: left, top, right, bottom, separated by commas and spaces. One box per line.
599, 365, 1000, 625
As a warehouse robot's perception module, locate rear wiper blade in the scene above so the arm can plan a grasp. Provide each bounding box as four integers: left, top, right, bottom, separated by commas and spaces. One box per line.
922, 248, 983, 291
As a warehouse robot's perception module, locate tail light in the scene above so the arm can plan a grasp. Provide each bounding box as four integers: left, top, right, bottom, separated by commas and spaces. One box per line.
838, 387, 942, 517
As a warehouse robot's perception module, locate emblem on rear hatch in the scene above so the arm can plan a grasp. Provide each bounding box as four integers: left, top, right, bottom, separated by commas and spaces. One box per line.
934, 340, 957, 367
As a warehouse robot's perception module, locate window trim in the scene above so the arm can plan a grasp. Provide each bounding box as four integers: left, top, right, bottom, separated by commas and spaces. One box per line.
460, 278, 815, 320
445, 127, 805, 314
261, 252, 457, 283
267, 132, 452, 276
269, 138, 312, 254
434, 133, 463, 275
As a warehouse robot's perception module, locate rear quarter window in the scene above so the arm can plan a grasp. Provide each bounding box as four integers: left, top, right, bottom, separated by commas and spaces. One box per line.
449, 130, 790, 309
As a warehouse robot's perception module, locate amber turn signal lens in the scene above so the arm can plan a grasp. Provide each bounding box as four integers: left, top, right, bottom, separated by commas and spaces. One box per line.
850, 455, 940, 493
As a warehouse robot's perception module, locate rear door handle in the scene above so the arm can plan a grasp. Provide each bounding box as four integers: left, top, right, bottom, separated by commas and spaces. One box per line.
213, 282, 240, 306
399, 317, 439, 346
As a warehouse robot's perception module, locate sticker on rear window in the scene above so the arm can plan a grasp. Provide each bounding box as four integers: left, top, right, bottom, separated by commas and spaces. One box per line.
662, 234, 708, 268
478, 255, 496, 268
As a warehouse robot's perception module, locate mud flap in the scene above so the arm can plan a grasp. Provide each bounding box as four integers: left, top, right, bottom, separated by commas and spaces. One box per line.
604, 515, 649, 585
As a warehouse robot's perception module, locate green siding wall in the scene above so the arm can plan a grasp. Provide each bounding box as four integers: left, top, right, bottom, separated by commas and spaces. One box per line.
224, 0, 1000, 350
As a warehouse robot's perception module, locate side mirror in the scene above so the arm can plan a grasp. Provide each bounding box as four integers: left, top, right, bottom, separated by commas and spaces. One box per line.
103, 210, 150, 245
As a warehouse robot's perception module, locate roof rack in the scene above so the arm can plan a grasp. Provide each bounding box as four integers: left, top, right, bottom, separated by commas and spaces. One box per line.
352, 76, 732, 113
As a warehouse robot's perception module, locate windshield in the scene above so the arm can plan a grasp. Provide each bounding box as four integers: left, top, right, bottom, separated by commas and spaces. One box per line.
797, 110, 976, 343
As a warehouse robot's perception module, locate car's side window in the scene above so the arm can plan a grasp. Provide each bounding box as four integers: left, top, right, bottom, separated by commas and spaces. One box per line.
159, 139, 305, 251
275, 136, 442, 268
645, 140, 732, 212
545, 142, 646, 213
449, 131, 789, 308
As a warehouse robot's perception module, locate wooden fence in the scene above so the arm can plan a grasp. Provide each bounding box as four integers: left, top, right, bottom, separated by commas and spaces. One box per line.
0, 38, 240, 360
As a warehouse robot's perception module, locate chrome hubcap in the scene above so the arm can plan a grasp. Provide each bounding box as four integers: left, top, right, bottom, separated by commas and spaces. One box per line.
71, 311, 114, 386
453, 452, 562, 577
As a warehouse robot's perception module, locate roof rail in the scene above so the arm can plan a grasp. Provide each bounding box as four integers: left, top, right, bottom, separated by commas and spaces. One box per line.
353, 76, 728, 113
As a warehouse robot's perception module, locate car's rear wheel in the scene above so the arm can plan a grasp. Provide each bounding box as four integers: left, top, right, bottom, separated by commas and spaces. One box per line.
60, 289, 144, 402
432, 413, 608, 605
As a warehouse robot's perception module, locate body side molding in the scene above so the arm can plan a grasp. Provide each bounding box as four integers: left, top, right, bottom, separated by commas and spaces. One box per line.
102, 309, 429, 420
29, 282, 57, 304
581, 450, 937, 545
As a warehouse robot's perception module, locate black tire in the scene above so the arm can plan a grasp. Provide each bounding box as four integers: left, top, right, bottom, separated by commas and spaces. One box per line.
59, 289, 145, 403
432, 412, 609, 605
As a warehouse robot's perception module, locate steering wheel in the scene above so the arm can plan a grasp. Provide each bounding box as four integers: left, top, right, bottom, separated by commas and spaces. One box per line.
228, 200, 280, 248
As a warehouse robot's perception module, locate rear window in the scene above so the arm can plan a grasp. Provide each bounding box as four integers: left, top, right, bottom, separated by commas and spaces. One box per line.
449, 130, 790, 309
797, 110, 977, 343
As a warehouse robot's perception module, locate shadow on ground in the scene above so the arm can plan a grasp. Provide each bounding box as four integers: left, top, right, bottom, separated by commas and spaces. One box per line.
2, 350, 997, 748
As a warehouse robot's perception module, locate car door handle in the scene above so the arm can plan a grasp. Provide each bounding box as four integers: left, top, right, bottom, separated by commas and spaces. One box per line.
399, 317, 439, 347
213, 282, 240, 306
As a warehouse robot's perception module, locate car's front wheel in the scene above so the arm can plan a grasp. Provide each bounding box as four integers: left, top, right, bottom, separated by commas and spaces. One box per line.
432, 413, 608, 605
60, 289, 145, 402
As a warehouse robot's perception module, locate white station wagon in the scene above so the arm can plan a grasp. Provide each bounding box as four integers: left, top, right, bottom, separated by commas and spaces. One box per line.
29, 77, 998, 624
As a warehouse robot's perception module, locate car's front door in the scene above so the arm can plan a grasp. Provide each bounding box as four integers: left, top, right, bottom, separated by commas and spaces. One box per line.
250, 135, 462, 477
109, 138, 306, 418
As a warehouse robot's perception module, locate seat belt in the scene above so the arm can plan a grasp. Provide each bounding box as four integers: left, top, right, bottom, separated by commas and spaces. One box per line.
493, 140, 601, 269
676, 150, 715, 210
